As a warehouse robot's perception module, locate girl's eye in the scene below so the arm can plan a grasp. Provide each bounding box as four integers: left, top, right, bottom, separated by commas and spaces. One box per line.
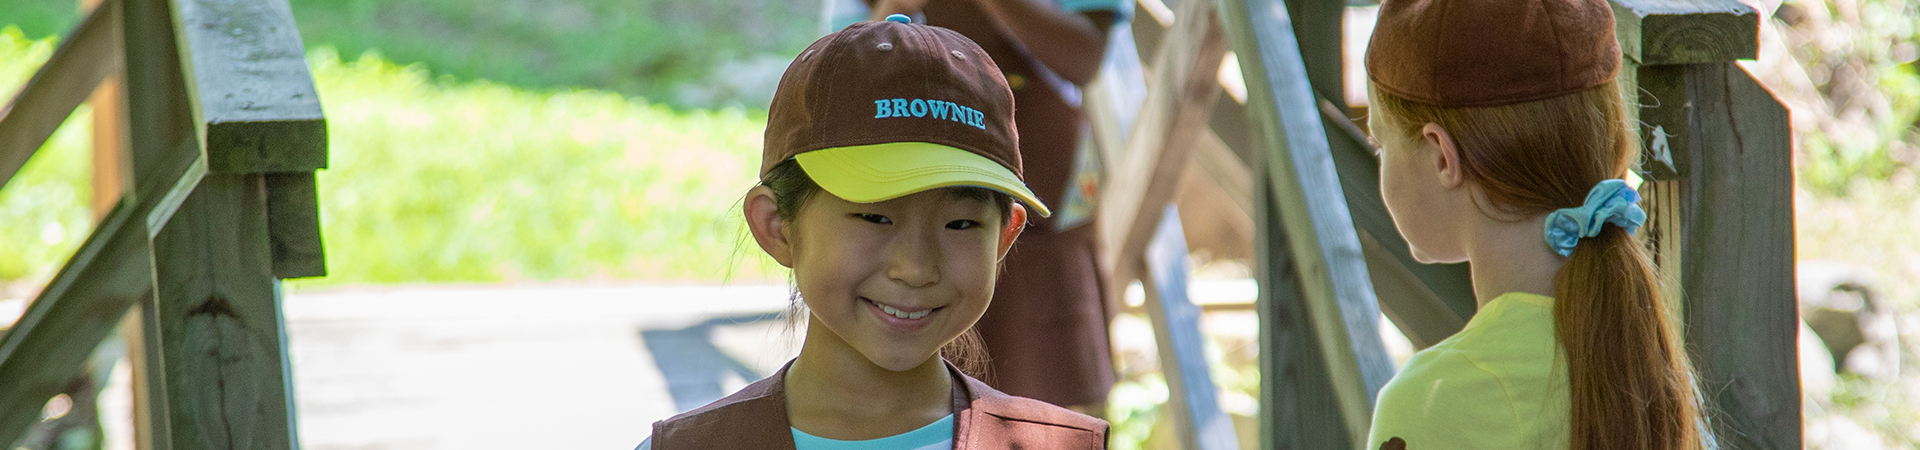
855, 213, 891, 224
947, 220, 981, 230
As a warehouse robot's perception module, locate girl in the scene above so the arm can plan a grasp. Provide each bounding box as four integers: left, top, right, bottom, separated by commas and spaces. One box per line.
640, 14, 1108, 450
1361, 0, 1706, 449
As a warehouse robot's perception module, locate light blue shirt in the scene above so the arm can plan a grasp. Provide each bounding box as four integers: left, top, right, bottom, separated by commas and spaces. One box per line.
635, 414, 954, 450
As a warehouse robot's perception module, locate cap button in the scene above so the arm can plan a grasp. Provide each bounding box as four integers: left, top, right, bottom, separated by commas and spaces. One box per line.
885, 14, 911, 24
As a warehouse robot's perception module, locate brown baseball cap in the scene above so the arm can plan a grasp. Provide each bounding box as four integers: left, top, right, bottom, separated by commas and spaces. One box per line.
1365, 0, 1620, 108
762, 14, 1049, 217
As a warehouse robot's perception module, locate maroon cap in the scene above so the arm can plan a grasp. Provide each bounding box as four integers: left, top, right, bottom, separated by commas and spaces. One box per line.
764, 17, 1018, 174
761, 15, 1047, 216
1365, 0, 1621, 108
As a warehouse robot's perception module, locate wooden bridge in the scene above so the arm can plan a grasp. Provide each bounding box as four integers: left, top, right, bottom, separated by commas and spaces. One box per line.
0, 0, 1795, 448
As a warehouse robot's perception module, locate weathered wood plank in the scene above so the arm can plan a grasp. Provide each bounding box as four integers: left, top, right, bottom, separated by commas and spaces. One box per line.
1249, 178, 1348, 450
171, 0, 327, 173
0, 200, 152, 446
266, 172, 326, 278
0, 0, 121, 190
151, 173, 298, 450
1609, 0, 1759, 65
1141, 205, 1241, 450
1097, 0, 1227, 294
1280, 0, 1343, 113
1218, 0, 1397, 446
1677, 62, 1799, 449
0, 139, 206, 447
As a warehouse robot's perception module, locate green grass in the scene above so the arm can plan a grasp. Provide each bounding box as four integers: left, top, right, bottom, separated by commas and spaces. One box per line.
297, 47, 784, 287
0, 0, 821, 108
0, 28, 786, 290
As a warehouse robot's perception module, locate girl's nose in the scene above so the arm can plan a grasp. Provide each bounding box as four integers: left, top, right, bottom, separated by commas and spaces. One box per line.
886, 232, 940, 287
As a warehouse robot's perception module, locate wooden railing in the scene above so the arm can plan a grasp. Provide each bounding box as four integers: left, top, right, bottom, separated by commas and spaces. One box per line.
0, 0, 327, 447
1085, 0, 1797, 448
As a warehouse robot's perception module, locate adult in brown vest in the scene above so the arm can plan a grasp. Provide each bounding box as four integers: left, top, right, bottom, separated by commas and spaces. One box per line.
640, 14, 1107, 449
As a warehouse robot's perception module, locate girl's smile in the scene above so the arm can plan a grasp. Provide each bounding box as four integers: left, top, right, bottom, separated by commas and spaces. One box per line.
863, 298, 941, 331
748, 185, 1026, 372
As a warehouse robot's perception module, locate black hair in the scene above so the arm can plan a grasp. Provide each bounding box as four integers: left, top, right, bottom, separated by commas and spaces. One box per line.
759, 159, 1015, 380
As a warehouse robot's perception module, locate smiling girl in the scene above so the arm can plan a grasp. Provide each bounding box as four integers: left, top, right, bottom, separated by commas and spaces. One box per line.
640, 14, 1107, 450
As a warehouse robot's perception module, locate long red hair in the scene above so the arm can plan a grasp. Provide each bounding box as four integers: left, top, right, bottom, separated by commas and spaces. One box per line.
1371, 81, 1704, 450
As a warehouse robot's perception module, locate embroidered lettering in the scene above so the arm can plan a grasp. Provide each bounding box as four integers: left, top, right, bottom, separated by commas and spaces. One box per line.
929, 100, 951, 120
869, 98, 989, 130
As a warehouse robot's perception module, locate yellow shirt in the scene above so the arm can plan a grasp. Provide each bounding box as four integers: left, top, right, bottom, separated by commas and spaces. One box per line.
1367, 292, 1571, 449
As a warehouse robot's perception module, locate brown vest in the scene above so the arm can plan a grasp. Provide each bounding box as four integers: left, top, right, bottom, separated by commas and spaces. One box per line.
650, 361, 1108, 449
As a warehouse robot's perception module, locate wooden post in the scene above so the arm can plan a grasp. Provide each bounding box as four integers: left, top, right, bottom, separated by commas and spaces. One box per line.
1674, 63, 1799, 449
1609, 1, 1797, 447
136, 0, 329, 447
85, 0, 130, 220
1216, 0, 1397, 447
1096, 0, 1227, 297
1141, 205, 1241, 450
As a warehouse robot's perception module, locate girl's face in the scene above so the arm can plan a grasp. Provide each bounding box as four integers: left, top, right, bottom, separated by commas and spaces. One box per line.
1369, 106, 1470, 264
780, 188, 1020, 371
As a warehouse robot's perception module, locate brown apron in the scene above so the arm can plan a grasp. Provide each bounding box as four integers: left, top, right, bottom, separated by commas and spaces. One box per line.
918, 1, 1115, 408
649, 361, 1108, 449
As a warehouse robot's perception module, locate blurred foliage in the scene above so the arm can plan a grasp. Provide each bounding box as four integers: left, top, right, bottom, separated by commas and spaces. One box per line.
1772, 0, 1920, 195
0, 27, 93, 285
1, 0, 822, 108
296, 47, 783, 287
0, 28, 786, 289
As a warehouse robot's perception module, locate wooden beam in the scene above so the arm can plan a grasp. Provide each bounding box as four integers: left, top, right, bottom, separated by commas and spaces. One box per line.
150, 173, 299, 450
1609, 0, 1759, 66
1280, 0, 1343, 114
1217, 0, 1397, 446
1249, 179, 1349, 450
266, 172, 326, 278
0, 139, 206, 447
1097, 0, 1228, 294
0, 0, 121, 190
171, 0, 327, 173
1675, 62, 1799, 449
1141, 206, 1241, 450
1174, 129, 1254, 262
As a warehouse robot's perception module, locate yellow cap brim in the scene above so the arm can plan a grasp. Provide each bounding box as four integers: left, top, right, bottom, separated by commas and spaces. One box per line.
795, 142, 1052, 218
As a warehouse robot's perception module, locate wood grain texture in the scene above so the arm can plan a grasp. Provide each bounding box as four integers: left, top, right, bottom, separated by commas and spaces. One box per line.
1218, 0, 1396, 445
1678, 62, 1799, 449
1142, 205, 1243, 450
1250, 179, 1350, 450
1609, 0, 1759, 65
266, 172, 325, 278
151, 173, 298, 450
171, 0, 327, 173
1097, 0, 1228, 293
0, 0, 121, 190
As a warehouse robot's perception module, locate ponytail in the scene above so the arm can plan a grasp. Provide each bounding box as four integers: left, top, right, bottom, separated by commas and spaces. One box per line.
1555, 227, 1701, 450
1371, 81, 1704, 449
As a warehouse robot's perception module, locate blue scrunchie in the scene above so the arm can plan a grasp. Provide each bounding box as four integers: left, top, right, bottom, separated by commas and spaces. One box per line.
1543, 179, 1646, 257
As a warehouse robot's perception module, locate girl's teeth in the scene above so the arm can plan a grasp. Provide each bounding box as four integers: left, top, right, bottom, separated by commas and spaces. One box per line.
876, 302, 930, 320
